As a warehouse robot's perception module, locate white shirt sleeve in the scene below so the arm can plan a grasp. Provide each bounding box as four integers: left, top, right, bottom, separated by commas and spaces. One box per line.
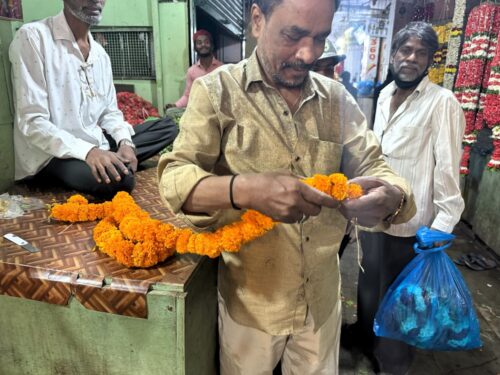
96, 53, 134, 144
430, 95, 466, 233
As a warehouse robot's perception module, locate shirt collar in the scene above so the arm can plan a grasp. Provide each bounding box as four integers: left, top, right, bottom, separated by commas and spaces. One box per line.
52, 11, 78, 41
51, 11, 97, 62
196, 57, 220, 68
244, 49, 321, 100
380, 74, 431, 102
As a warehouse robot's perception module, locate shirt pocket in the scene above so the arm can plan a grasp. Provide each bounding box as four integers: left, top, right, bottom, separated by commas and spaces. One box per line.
383, 125, 427, 161
302, 137, 343, 176
223, 123, 290, 172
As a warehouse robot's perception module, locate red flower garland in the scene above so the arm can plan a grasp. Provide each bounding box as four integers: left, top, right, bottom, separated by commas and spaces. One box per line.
454, 4, 500, 174
484, 32, 500, 170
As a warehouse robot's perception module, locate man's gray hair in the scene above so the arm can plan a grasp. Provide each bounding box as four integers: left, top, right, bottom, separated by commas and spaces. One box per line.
391, 21, 439, 59
251, 0, 338, 17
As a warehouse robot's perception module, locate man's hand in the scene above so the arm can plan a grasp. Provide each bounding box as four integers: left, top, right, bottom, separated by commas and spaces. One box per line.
164, 103, 176, 111
234, 172, 340, 223
85, 148, 131, 184
339, 176, 403, 227
117, 144, 138, 173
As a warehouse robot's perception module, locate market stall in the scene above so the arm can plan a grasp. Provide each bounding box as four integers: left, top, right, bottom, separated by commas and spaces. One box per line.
0, 166, 218, 375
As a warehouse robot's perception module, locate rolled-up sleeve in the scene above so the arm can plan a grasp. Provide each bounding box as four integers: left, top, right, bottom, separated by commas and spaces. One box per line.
158, 79, 223, 229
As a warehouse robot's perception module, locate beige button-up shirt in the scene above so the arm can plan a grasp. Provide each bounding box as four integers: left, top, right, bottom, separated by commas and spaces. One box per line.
158, 51, 415, 335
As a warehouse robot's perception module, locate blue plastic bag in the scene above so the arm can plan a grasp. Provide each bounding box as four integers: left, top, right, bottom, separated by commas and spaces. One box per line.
373, 226, 482, 350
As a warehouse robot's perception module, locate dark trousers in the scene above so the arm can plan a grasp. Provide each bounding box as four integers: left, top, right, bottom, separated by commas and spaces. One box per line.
40, 117, 178, 199
357, 231, 417, 375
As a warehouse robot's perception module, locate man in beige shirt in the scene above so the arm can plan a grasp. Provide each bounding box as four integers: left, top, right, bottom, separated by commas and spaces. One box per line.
158, 0, 416, 373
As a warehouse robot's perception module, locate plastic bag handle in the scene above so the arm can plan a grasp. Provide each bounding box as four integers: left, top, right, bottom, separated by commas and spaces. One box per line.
413, 241, 452, 254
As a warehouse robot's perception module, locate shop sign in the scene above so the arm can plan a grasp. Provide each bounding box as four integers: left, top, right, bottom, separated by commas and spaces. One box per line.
366, 18, 389, 38
361, 37, 380, 81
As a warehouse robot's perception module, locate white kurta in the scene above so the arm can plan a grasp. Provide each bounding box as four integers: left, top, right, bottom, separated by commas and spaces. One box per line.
9, 11, 134, 180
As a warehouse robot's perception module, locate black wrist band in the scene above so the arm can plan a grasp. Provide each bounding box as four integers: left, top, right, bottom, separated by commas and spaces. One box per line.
229, 175, 241, 210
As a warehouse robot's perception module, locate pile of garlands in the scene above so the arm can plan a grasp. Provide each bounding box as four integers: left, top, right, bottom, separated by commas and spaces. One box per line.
50, 174, 363, 268
117, 92, 160, 126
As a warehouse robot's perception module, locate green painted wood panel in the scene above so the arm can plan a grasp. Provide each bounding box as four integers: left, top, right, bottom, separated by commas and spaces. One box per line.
157, 1, 190, 107
21, 0, 152, 26
0, 23, 15, 193
0, 259, 218, 375
461, 147, 500, 255
471, 170, 500, 254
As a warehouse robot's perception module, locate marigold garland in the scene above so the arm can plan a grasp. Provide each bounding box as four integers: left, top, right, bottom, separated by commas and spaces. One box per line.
50, 173, 363, 268
429, 23, 451, 86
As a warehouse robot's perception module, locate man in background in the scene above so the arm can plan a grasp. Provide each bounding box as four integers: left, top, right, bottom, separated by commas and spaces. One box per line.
9, 0, 176, 199
312, 39, 345, 79
167, 29, 223, 109
340, 71, 358, 99
347, 21, 465, 375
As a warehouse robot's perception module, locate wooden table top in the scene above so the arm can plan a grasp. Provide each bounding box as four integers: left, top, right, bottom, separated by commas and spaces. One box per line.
0, 161, 204, 318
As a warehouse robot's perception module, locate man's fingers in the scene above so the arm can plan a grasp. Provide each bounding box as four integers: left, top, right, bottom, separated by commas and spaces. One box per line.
90, 164, 101, 183
106, 163, 122, 183
348, 176, 385, 190
111, 158, 129, 177
299, 183, 338, 208
96, 164, 111, 184
295, 199, 322, 218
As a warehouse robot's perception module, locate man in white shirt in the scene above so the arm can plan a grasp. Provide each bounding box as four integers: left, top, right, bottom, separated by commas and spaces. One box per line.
9, 0, 177, 199
347, 22, 465, 374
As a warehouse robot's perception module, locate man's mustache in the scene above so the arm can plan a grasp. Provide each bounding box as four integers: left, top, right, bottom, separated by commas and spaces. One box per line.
281, 61, 314, 70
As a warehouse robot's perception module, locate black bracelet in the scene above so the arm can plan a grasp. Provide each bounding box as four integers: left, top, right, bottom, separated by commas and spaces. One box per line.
229, 175, 241, 210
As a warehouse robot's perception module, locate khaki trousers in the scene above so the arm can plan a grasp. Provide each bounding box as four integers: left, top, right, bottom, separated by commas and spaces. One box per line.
218, 293, 341, 375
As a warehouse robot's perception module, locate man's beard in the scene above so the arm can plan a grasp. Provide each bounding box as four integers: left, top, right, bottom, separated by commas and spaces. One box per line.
259, 50, 313, 88
273, 61, 313, 88
197, 51, 212, 58
390, 64, 428, 90
66, 5, 102, 26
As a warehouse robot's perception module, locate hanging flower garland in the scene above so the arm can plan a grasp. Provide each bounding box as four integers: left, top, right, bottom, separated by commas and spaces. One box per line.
484, 35, 500, 170
453, 4, 499, 174
50, 173, 363, 268
429, 23, 452, 86
443, 0, 466, 90
474, 10, 500, 135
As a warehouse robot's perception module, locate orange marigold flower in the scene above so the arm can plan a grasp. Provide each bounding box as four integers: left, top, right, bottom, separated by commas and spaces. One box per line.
176, 229, 193, 254
50, 173, 364, 268
347, 183, 363, 199
67, 195, 88, 205
304, 174, 332, 195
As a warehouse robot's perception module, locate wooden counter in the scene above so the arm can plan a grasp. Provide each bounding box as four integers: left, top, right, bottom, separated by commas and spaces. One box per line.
0, 165, 218, 375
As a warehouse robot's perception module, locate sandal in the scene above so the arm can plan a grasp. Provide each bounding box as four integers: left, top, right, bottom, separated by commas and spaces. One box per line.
454, 252, 497, 271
